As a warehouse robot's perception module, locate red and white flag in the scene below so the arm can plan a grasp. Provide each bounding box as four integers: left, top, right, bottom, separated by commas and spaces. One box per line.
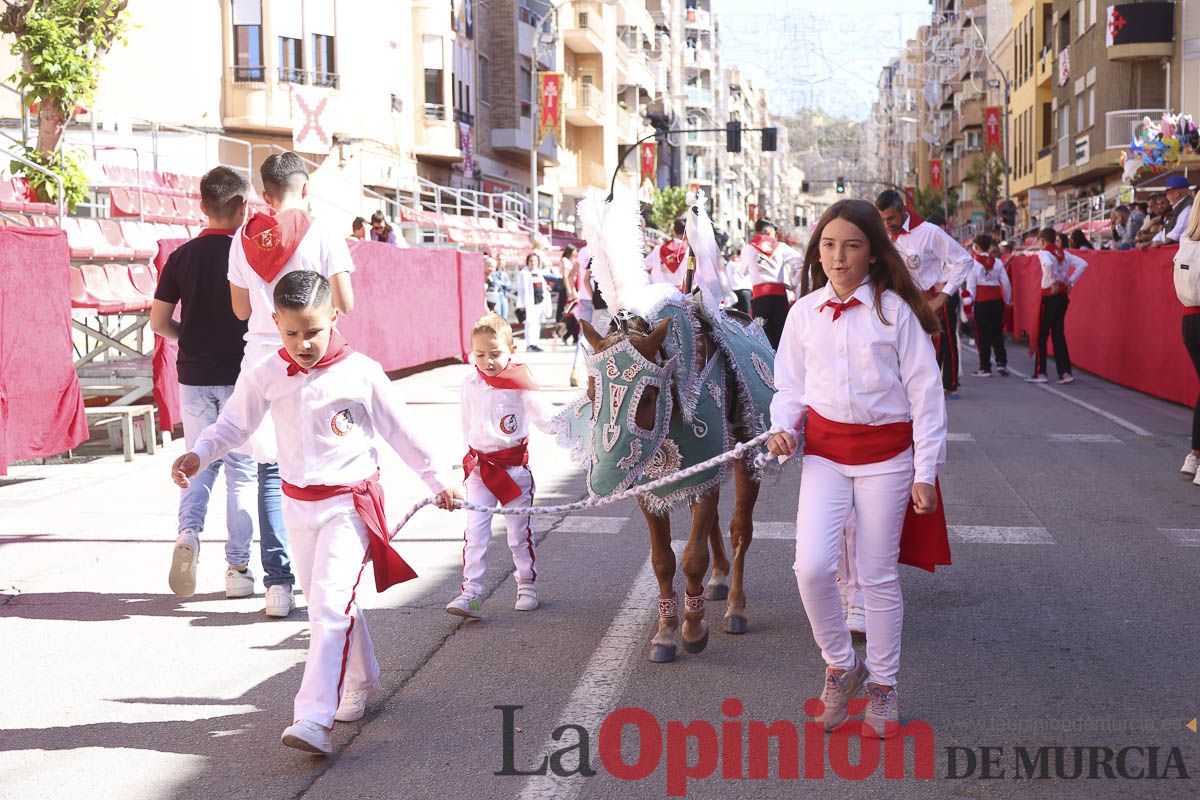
985, 107, 1002, 151
291, 85, 333, 155
639, 141, 656, 185
930, 159, 943, 191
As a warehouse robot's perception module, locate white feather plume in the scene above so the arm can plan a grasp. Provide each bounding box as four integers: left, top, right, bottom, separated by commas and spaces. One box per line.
684, 188, 731, 315
579, 187, 672, 315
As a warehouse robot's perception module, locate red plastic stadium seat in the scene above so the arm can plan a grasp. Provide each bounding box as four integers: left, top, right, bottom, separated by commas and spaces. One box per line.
61, 218, 96, 258
103, 263, 151, 311
0, 212, 30, 227
78, 264, 132, 312
0, 179, 27, 212
70, 265, 122, 314
128, 262, 157, 297
118, 220, 157, 259
141, 193, 169, 224
109, 187, 141, 217
97, 219, 136, 259
27, 214, 58, 228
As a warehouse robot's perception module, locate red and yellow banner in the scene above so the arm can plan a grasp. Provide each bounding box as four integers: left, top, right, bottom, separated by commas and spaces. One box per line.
639, 141, 656, 185
537, 72, 564, 146
930, 159, 944, 191
984, 106, 1002, 151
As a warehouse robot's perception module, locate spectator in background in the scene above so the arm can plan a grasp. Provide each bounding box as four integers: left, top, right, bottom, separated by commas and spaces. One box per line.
999, 240, 1015, 264
1069, 230, 1094, 250
349, 217, 367, 242
556, 244, 577, 336
925, 212, 949, 232
1056, 232, 1070, 251
370, 211, 407, 247
1153, 176, 1193, 247
1138, 193, 1171, 248
516, 252, 548, 352
1109, 206, 1137, 250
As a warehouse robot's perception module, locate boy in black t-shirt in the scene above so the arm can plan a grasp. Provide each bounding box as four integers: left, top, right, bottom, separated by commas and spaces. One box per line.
151, 167, 295, 613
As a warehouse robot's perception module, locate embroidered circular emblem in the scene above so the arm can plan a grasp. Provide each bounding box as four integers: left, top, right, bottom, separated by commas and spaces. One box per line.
499, 413, 518, 435
643, 438, 683, 480
330, 409, 354, 436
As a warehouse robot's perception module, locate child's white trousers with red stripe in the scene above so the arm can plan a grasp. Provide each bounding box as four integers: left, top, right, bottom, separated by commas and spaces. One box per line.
285, 494, 379, 728
461, 466, 536, 596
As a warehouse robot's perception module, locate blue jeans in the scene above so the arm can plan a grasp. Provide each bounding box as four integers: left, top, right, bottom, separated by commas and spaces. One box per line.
178, 384, 294, 586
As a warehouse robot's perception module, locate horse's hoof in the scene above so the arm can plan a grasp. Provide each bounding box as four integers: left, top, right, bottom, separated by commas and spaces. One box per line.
705, 581, 729, 601
649, 643, 677, 663
681, 627, 710, 654
723, 614, 748, 635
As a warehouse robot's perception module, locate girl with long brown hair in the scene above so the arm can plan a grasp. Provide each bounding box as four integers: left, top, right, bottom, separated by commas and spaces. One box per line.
767, 199, 949, 739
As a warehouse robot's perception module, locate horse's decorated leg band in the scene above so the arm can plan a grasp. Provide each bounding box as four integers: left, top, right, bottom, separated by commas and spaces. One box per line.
684, 593, 705, 614
658, 596, 678, 618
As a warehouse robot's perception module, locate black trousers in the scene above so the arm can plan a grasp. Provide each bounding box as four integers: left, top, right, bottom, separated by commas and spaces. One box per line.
972, 300, 1008, 372
751, 294, 789, 350
1183, 314, 1200, 450
936, 296, 960, 391
733, 289, 752, 316
1035, 294, 1071, 378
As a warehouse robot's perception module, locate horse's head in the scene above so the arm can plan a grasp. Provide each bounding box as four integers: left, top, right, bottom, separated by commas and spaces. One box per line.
579, 315, 676, 496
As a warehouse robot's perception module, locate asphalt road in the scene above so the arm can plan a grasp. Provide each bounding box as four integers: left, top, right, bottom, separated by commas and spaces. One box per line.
2, 338, 1198, 800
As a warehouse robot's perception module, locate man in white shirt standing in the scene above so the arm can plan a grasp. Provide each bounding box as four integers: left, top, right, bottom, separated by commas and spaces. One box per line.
739, 219, 803, 349
1153, 176, 1193, 247
875, 190, 973, 396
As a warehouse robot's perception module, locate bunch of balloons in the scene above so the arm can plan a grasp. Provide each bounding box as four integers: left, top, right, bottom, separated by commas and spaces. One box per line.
1121, 113, 1198, 182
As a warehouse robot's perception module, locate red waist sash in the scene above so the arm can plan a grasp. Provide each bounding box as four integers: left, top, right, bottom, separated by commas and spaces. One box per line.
752, 282, 788, 300
463, 440, 529, 505
803, 409, 951, 573
974, 285, 1004, 303
1041, 281, 1069, 297
282, 471, 418, 591
1185, 307, 1200, 317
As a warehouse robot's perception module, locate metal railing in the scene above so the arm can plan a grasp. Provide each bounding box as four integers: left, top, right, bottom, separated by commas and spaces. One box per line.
424, 103, 448, 121
231, 64, 266, 83
1105, 109, 1167, 150
576, 83, 605, 115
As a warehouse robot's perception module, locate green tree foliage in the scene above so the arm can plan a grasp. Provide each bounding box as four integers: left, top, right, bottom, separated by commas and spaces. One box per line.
965, 150, 1006, 216
913, 185, 958, 220
648, 186, 688, 232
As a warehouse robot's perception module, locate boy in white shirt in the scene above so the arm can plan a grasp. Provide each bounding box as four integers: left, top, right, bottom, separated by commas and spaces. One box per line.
448, 313, 556, 619
171, 271, 461, 755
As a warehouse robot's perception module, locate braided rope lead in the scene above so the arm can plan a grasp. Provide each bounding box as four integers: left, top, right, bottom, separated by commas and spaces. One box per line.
389, 430, 777, 540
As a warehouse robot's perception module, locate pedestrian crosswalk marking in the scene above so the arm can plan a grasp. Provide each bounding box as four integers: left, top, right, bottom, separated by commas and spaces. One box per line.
537, 515, 628, 534
949, 526, 1055, 544
947, 433, 975, 442
1159, 529, 1200, 547
1046, 433, 1122, 443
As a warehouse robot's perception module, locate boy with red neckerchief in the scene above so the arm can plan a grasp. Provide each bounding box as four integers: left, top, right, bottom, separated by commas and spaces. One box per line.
739, 218, 803, 349
1027, 227, 1088, 384
964, 233, 1012, 378
643, 217, 689, 290
171, 271, 461, 755
449, 313, 557, 619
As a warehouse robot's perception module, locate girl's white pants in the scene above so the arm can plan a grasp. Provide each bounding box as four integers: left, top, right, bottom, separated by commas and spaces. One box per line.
461, 467, 537, 596
286, 494, 379, 728
793, 455, 912, 688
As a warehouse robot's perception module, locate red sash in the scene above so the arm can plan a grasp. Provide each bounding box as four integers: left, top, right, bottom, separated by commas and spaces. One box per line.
803, 409, 951, 573
240, 208, 312, 283
751, 282, 788, 299
282, 472, 419, 591
1185, 307, 1200, 317
974, 285, 1004, 303
463, 441, 530, 505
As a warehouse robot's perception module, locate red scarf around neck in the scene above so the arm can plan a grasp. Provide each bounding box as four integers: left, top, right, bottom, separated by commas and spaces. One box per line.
240, 208, 313, 283
1043, 243, 1065, 263
891, 211, 924, 241
278, 329, 352, 376
973, 252, 996, 271
660, 239, 688, 272
749, 234, 778, 258
477, 362, 538, 390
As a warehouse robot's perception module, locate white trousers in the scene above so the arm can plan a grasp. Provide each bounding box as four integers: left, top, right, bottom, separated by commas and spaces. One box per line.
286, 494, 379, 728
793, 456, 912, 688
837, 511, 863, 609
461, 467, 536, 596
524, 305, 544, 348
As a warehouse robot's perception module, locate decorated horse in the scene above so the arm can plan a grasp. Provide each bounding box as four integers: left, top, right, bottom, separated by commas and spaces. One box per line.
553, 190, 781, 663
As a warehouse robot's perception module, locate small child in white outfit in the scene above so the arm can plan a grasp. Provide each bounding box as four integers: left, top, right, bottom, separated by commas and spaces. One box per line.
447, 313, 556, 619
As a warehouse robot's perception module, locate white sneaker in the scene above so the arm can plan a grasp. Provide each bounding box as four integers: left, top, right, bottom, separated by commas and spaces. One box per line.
514, 582, 539, 611
1057, 373, 1076, 384
1193, 470, 1200, 488
1025, 374, 1049, 383
1181, 453, 1199, 476
335, 683, 377, 723
446, 592, 482, 619
846, 604, 866, 635
225, 565, 255, 599
971, 369, 992, 378
168, 530, 200, 597
281, 719, 332, 754
264, 584, 295, 618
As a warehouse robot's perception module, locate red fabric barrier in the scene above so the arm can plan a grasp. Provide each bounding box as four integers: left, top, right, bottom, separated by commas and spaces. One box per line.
339, 243, 484, 370
153, 239, 188, 432
0, 227, 88, 472
1008, 248, 1200, 407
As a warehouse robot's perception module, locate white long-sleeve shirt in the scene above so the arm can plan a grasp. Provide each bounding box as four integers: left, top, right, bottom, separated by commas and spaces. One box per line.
739, 240, 803, 287
891, 215, 973, 297
516, 266, 547, 311
965, 257, 1012, 305
643, 239, 688, 288
1035, 250, 1088, 289
192, 350, 450, 492
460, 370, 556, 453
726, 257, 752, 292
769, 280, 947, 485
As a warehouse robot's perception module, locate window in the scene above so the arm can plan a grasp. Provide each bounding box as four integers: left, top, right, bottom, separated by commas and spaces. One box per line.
278, 37, 303, 83
1076, 1, 1085, 37
232, 0, 263, 81
1089, 0, 1097, 28
1059, 12, 1070, 50
312, 34, 336, 87
966, 130, 981, 151
1087, 88, 1095, 129
520, 65, 532, 118
1076, 94, 1084, 131
423, 35, 445, 111
477, 55, 490, 104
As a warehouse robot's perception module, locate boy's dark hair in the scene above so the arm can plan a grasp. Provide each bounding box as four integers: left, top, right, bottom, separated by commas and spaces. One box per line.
260, 152, 308, 198
673, 218, 687, 236
973, 233, 993, 251
273, 270, 332, 311
874, 189, 906, 213
199, 166, 249, 218
754, 218, 775, 234
562, 244, 575, 257
352, 216, 366, 232
926, 212, 947, 227
1039, 227, 1058, 244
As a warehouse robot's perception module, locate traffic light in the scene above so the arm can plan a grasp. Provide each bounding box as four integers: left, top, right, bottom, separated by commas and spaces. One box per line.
836, 177, 845, 194
801, 180, 810, 193
761, 126, 777, 151
725, 121, 741, 153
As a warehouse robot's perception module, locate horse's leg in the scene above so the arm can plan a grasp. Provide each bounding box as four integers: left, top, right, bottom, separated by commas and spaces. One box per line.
705, 505, 730, 601
680, 492, 718, 654
642, 500, 679, 663
724, 458, 760, 635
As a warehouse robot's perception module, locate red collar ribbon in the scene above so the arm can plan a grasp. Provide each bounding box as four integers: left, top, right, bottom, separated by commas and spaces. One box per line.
240, 208, 313, 283
1043, 244, 1065, 263
973, 252, 996, 272
818, 296, 863, 321
463, 441, 530, 505
279, 329, 352, 376
282, 472, 418, 590
750, 234, 778, 258
661, 239, 688, 272
477, 363, 538, 390
891, 211, 924, 241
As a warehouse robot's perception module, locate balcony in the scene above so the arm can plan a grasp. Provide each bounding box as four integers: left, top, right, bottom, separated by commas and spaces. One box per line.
686, 87, 713, 107
518, 20, 557, 68
685, 7, 712, 30
564, 3, 606, 54
1106, 109, 1168, 150
566, 83, 606, 127
684, 47, 714, 72
223, 65, 339, 133
615, 38, 656, 92
1036, 47, 1053, 87
1036, 146, 1054, 185
415, 103, 461, 163
561, 158, 608, 196
1106, 2, 1174, 61
490, 116, 559, 163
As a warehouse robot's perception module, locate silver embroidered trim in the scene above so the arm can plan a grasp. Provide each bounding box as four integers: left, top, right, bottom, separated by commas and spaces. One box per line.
751, 352, 776, 391
617, 438, 643, 470
643, 438, 682, 480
